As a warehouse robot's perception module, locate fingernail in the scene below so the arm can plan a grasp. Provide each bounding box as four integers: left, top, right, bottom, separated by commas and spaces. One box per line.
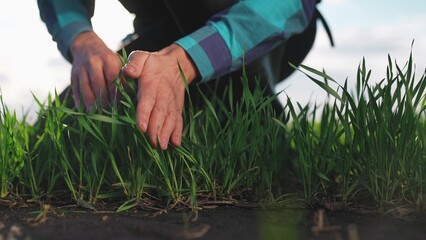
161, 139, 168, 150
173, 137, 181, 146
85, 103, 92, 112
140, 122, 147, 132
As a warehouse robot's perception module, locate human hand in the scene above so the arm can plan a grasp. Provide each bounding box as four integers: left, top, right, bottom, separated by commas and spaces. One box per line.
122, 44, 197, 150
70, 31, 122, 110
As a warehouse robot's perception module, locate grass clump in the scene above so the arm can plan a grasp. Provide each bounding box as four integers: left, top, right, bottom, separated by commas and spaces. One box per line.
0, 48, 425, 213
0, 93, 33, 198
287, 49, 426, 209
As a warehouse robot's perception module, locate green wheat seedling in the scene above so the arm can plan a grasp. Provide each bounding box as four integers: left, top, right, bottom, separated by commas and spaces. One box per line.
25, 50, 211, 209
0, 93, 32, 198
0, 47, 290, 208
1, 46, 425, 212
183, 69, 291, 202
290, 49, 426, 208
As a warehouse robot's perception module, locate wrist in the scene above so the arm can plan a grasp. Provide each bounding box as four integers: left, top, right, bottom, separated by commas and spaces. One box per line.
160, 44, 199, 84
70, 31, 98, 57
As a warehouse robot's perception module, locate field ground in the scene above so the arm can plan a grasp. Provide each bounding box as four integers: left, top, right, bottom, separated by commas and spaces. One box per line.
1, 205, 426, 240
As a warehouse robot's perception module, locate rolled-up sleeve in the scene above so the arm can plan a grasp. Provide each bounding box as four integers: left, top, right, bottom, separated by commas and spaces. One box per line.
175, 0, 316, 82
37, 0, 95, 62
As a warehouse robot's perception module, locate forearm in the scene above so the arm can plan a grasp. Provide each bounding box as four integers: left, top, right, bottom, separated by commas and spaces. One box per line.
175, 0, 316, 82
37, 0, 95, 62
158, 44, 199, 84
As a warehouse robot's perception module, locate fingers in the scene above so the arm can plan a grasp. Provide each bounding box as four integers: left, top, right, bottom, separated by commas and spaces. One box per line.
140, 92, 182, 150
71, 68, 96, 110
148, 92, 177, 150
71, 58, 121, 111
88, 62, 109, 107
146, 101, 169, 150
90, 55, 121, 107
170, 94, 184, 147
169, 114, 183, 147
104, 54, 122, 102
136, 82, 156, 134
71, 71, 82, 108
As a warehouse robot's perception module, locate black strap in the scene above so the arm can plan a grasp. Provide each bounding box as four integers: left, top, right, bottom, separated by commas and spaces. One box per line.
315, 8, 334, 47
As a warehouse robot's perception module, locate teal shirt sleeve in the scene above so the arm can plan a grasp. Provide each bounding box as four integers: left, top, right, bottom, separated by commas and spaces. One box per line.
37, 0, 95, 62
175, 0, 315, 82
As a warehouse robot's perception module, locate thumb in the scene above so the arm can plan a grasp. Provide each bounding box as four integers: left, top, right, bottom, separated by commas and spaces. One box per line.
122, 50, 149, 79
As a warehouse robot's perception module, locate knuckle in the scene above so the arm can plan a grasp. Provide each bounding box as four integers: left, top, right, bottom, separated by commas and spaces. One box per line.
154, 105, 167, 114
167, 109, 176, 118
87, 57, 98, 67
106, 71, 119, 82
139, 93, 156, 105
137, 121, 145, 131
105, 52, 117, 62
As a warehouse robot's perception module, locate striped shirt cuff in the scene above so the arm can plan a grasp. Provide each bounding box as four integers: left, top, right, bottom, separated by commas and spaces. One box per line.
54, 21, 93, 62
175, 26, 232, 82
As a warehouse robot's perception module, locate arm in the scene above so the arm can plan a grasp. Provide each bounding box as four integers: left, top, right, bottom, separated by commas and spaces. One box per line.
175, 0, 316, 82
37, 0, 95, 62
38, 0, 122, 110
38, 0, 182, 150
121, 0, 316, 150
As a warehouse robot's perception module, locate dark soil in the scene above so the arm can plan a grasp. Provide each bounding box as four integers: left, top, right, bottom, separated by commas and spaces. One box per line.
1, 205, 426, 240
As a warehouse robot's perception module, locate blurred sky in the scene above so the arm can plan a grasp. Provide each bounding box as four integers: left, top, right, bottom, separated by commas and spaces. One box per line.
0, 0, 425, 122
